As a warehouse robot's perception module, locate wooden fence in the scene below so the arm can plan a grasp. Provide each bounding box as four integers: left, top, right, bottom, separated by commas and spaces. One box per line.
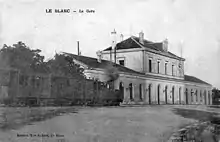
0, 69, 121, 106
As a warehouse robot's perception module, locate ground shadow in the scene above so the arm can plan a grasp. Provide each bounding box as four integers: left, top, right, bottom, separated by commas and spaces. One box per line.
172, 108, 220, 124
171, 108, 220, 142
0, 107, 78, 131
210, 105, 220, 108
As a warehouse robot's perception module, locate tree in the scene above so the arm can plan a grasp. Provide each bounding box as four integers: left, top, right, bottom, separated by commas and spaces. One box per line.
0, 41, 46, 73
0, 42, 85, 77
104, 62, 119, 82
46, 53, 85, 78
212, 88, 220, 105
0, 42, 86, 106
46, 53, 85, 101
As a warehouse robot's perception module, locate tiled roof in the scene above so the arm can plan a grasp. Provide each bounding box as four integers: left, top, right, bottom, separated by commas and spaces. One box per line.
103, 36, 184, 60
184, 75, 211, 86
62, 52, 145, 75
62, 52, 211, 86
103, 37, 141, 51
145, 74, 211, 86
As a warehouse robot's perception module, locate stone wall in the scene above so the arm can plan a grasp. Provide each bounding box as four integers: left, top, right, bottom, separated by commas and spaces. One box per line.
114, 73, 212, 105
144, 51, 184, 79
102, 49, 144, 72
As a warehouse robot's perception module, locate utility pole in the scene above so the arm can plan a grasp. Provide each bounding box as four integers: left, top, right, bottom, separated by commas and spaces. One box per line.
179, 40, 184, 77
110, 49, 112, 62
180, 40, 184, 58
129, 24, 133, 36
114, 45, 116, 64
17, 69, 20, 100
111, 29, 117, 91
180, 44, 183, 58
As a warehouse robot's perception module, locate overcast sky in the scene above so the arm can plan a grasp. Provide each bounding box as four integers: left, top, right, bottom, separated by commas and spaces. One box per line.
0, 0, 220, 88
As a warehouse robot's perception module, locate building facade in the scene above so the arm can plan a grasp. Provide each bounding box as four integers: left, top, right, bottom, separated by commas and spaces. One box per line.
64, 31, 212, 105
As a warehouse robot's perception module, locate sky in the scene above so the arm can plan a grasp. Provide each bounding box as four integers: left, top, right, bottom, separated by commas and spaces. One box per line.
0, 0, 220, 88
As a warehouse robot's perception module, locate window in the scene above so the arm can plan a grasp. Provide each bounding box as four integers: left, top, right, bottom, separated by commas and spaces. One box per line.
149, 59, 152, 72
157, 85, 160, 104
165, 62, 168, 75
179, 88, 181, 104
157, 61, 160, 73
185, 88, 188, 104
119, 60, 125, 66
195, 90, 198, 102
200, 91, 202, 102
172, 65, 174, 76
172, 86, 175, 104
178, 63, 182, 69
148, 84, 152, 104
129, 83, 133, 100
208, 92, 211, 105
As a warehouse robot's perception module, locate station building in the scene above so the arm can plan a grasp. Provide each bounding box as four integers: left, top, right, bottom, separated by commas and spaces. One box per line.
64, 31, 212, 105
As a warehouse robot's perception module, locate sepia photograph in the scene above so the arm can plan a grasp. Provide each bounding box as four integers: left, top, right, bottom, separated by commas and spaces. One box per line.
0, 0, 220, 141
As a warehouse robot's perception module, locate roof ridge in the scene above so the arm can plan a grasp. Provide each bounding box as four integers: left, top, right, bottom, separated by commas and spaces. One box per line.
131, 36, 158, 43
102, 37, 184, 60
147, 42, 162, 44
131, 37, 162, 51
64, 52, 147, 76
130, 37, 145, 48
63, 52, 113, 63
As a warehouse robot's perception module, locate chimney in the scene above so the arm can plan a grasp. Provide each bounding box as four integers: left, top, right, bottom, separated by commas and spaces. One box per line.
120, 34, 124, 41
111, 29, 117, 64
96, 50, 102, 63
77, 41, 80, 55
139, 31, 144, 44
162, 38, 168, 52
111, 29, 117, 49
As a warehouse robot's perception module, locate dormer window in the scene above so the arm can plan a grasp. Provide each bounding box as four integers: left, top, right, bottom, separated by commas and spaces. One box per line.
119, 60, 125, 66
117, 57, 125, 66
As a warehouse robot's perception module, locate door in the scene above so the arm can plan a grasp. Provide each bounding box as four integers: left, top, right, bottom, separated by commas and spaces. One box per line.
157, 85, 160, 105
149, 85, 151, 104
165, 86, 168, 104
172, 87, 175, 104
119, 82, 124, 102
